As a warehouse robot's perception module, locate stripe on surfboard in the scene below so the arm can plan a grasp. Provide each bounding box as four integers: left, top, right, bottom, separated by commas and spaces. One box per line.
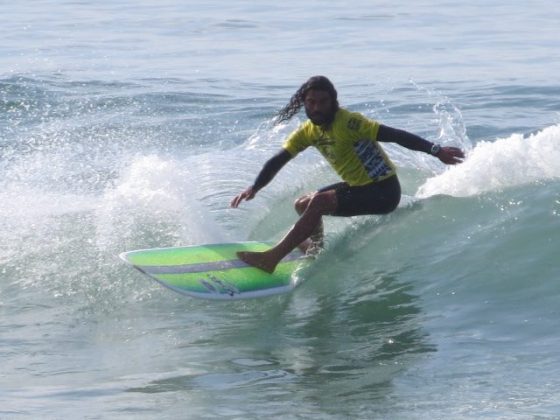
133, 251, 306, 275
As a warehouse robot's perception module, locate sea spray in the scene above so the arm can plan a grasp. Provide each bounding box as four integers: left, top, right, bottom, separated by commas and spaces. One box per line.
417, 124, 560, 198
96, 154, 224, 251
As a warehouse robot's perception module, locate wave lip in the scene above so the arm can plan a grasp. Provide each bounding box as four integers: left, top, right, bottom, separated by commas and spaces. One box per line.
417, 124, 560, 198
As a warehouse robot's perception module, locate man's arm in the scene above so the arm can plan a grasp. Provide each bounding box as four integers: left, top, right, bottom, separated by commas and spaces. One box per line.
377, 124, 464, 165
230, 149, 292, 208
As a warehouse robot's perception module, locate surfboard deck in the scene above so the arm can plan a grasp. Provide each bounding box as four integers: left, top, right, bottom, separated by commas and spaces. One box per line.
119, 241, 309, 300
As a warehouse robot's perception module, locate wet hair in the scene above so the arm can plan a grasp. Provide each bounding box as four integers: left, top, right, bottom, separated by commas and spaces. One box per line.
275, 75, 339, 125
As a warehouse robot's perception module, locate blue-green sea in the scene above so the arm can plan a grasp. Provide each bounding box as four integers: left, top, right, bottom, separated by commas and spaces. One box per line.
1, 1, 559, 418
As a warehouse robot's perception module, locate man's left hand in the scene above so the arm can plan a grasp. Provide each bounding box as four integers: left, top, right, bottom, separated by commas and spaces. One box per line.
437, 147, 465, 165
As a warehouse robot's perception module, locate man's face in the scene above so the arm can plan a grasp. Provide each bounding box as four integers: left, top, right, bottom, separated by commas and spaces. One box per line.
304, 89, 334, 126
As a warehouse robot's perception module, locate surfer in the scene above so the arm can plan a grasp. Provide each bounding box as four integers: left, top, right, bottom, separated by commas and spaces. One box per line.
231, 76, 464, 273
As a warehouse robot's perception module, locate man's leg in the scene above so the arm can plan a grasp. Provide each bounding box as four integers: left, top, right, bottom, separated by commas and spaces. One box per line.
294, 194, 324, 254
238, 190, 337, 273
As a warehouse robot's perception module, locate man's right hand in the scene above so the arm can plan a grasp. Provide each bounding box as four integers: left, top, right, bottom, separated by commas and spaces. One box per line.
230, 187, 257, 208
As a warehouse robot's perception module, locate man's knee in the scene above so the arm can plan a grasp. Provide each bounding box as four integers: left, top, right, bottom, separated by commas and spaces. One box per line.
307, 191, 337, 215
294, 195, 311, 215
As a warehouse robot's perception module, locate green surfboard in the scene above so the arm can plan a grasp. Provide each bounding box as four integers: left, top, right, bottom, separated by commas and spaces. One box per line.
119, 242, 309, 300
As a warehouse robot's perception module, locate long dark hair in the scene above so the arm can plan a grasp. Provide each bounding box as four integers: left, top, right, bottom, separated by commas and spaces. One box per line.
275, 76, 339, 125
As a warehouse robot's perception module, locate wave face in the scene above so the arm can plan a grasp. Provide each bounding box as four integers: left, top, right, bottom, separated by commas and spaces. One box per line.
2, 1, 560, 418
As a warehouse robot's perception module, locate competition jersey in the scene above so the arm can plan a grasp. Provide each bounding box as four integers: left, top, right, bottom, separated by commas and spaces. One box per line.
282, 108, 396, 186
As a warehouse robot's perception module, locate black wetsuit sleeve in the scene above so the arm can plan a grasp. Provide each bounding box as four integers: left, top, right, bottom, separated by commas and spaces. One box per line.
377, 124, 434, 154
252, 149, 292, 191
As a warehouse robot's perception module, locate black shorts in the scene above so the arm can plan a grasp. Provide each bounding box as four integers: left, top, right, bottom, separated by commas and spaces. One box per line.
318, 175, 401, 217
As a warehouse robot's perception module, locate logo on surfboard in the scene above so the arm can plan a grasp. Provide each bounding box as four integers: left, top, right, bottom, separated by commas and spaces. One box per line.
199, 275, 240, 297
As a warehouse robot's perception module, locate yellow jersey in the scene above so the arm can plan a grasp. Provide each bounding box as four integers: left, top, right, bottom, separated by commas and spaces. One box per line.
282, 108, 396, 186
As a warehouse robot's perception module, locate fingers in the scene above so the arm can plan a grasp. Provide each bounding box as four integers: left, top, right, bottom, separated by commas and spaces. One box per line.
230, 187, 255, 208
447, 147, 465, 158
230, 194, 242, 208
230, 193, 246, 208
439, 147, 465, 165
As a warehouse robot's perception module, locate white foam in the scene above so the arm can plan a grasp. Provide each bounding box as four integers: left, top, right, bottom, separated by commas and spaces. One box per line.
417, 124, 560, 198
96, 154, 224, 247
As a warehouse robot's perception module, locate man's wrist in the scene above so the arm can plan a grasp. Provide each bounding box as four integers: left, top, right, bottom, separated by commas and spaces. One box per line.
430, 143, 442, 156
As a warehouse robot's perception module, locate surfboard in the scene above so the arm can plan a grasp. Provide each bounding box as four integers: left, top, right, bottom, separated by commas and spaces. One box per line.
119, 242, 309, 300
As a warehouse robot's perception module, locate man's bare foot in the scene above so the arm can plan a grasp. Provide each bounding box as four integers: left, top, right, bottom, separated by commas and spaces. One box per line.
297, 239, 312, 254
237, 251, 277, 274
305, 243, 322, 258
297, 239, 323, 257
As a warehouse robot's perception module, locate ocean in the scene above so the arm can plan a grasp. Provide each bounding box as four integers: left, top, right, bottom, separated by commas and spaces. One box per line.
1, 1, 559, 418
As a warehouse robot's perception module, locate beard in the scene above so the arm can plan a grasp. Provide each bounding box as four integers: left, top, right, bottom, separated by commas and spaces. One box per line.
305, 108, 335, 126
